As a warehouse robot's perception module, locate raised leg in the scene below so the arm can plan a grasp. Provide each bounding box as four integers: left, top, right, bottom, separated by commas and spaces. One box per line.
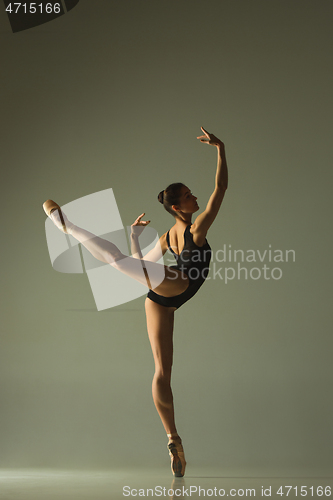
58, 216, 189, 297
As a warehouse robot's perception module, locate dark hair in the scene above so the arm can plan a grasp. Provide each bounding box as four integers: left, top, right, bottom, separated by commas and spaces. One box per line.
158, 183, 185, 218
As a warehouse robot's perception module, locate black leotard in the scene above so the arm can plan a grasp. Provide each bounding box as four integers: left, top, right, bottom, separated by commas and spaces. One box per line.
147, 225, 211, 309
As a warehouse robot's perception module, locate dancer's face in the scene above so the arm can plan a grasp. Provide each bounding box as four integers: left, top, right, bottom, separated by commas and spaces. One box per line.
173, 185, 199, 214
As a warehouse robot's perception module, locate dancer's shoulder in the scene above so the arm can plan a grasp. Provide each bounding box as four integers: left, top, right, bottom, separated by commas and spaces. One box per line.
191, 187, 226, 240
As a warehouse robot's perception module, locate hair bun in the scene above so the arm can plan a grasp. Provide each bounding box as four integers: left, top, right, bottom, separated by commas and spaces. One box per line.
158, 190, 164, 204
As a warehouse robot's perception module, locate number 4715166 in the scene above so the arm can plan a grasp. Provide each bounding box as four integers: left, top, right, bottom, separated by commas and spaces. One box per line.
6, 3, 61, 14
276, 485, 331, 496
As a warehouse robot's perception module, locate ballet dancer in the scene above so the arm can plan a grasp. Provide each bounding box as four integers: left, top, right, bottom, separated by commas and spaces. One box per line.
43, 127, 228, 477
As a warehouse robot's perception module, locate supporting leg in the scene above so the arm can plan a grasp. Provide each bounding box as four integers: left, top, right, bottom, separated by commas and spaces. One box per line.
145, 297, 178, 434
145, 297, 186, 476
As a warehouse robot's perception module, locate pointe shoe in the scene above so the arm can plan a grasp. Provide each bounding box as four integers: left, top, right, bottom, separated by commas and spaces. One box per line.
43, 199, 74, 234
167, 435, 186, 477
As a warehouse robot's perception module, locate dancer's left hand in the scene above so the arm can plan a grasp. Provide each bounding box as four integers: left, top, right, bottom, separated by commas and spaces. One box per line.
131, 213, 150, 237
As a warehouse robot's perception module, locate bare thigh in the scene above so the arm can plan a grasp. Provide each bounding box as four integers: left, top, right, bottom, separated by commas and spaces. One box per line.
114, 256, 189, 298
145, 297, 176, 374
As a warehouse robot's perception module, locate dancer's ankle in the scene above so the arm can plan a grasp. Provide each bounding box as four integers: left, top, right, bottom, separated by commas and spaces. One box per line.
66, 223, 75, 235
167, 433, 181, 442
49, 209, 73, 234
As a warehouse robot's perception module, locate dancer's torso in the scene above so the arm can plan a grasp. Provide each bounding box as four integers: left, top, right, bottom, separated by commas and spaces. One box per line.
166, 224, 211, 278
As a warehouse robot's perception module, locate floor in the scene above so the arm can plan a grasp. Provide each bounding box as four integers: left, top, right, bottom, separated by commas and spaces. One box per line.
0, 468, 332, 500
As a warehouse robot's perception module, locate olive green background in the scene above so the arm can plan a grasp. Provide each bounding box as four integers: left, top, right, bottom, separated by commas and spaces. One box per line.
0, 0, 332, 475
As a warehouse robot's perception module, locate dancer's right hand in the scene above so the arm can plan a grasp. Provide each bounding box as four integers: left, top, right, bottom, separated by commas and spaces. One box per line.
131, 213, 150, 237
197, 126, 224, 148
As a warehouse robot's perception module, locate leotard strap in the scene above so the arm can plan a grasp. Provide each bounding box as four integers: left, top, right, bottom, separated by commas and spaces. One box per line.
166, 230, 178, 257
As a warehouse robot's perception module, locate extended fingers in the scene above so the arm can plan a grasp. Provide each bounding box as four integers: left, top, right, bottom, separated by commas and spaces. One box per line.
197, 127, 222, 146
138, 219, 150, 226
135, 213, 151, 225
197, 136, 210, 144
197, 126, 210, 140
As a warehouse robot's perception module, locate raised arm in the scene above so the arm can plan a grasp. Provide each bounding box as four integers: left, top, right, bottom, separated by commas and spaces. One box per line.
130, 213, 168, 262
192, 127, 228, 239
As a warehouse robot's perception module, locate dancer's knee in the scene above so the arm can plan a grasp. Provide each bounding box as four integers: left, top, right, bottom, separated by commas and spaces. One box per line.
154, 369, 172, 386
152, 371, 172, 406
108, 252, 126, 267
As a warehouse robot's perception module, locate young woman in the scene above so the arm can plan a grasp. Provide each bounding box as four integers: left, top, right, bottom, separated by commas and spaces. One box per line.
43, 127, 228, 477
